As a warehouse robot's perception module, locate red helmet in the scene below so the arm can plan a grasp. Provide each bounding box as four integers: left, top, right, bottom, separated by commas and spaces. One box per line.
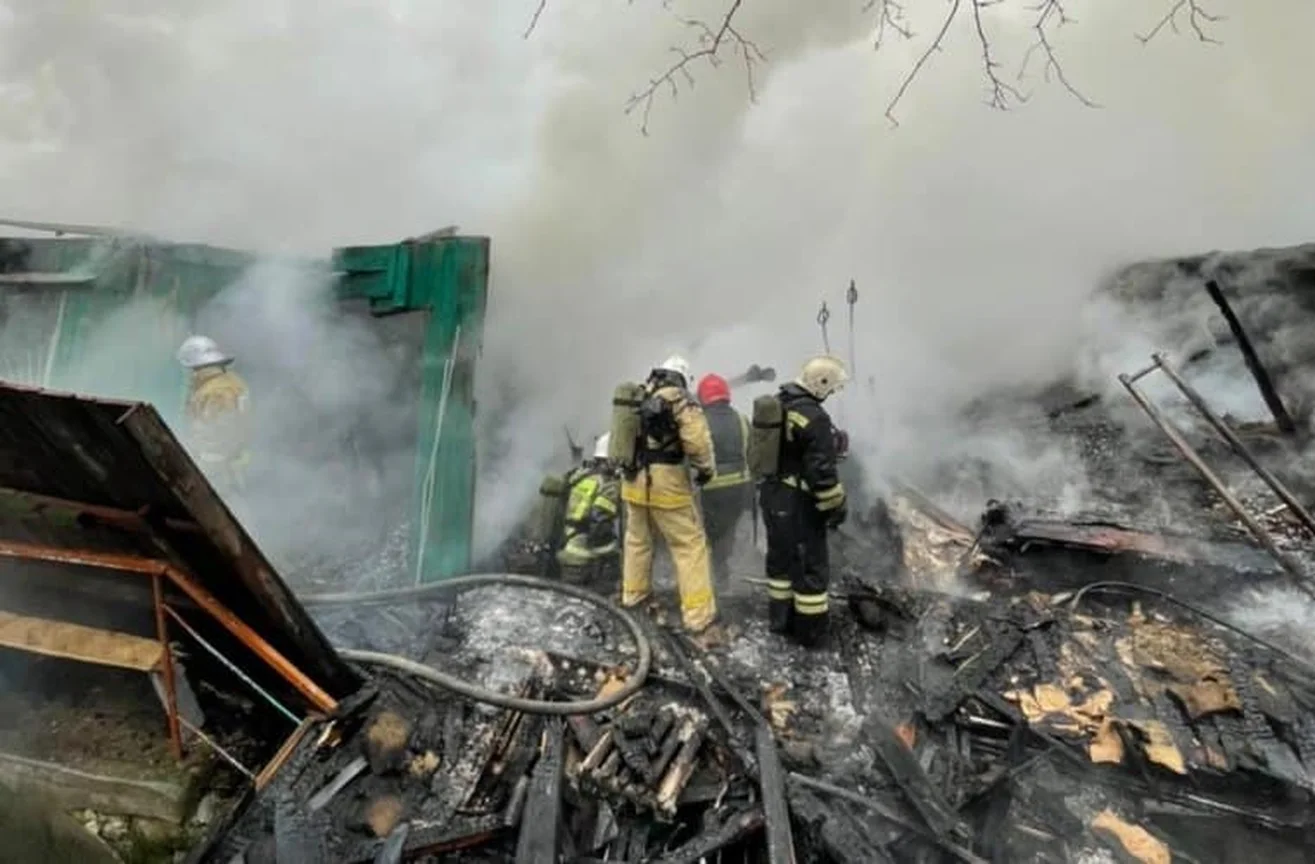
696, 374, 731, 405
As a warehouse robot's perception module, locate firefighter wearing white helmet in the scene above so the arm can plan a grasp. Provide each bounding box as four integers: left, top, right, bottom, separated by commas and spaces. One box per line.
757, 354, 848, 648
619, 354, 727, 647
556, 432, 622, 587
176, 335, 250, 495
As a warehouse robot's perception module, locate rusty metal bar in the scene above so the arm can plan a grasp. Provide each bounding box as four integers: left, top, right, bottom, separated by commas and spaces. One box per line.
1153, 353, 1315, 537
0, 539, 339, 713
153, 573, 182, 761
1118, 374, 1314, 596
1203, 279, 1297, 435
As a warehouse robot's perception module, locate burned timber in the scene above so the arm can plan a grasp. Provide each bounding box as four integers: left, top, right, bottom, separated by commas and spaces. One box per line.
7, 252, 1315, 862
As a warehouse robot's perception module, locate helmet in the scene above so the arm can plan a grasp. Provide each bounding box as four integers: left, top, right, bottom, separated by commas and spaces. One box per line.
696, 374, 731, 405
657, 354, 691, 387
176, 335, 232, 369
593, 433, 611, 460
797, 355, 848, 400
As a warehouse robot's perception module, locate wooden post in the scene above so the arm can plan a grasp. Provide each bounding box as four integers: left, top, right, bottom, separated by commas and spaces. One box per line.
152, 573, 183, 761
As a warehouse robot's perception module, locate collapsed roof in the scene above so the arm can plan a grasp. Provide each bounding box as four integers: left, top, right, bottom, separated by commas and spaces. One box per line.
0, 380, 359, 712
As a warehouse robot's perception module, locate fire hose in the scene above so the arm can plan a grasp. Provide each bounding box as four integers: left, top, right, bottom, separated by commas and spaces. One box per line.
302, 573, 652, 715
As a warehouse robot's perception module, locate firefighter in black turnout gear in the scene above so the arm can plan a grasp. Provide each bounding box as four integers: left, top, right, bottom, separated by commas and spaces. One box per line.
758, 356, 848, 647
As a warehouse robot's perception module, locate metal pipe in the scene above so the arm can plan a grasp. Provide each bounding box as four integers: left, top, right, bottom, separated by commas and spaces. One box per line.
1153, 353, 1315, 537
165, 605, 301, 726
1124, 360, 1160, 384
0, 539, 340, 713
1118, 374, 1314, 596
153, 573, 183, 761
179, 716, 255, 779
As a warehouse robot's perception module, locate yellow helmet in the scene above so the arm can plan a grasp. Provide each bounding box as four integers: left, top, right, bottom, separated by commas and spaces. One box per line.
796, 355, 848, 400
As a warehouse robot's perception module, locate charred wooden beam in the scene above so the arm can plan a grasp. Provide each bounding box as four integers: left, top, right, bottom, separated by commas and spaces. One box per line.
1203, 278, 1296, 435
565, 714, 601, 753
656, 716, 709, 818
755, 723, 797, 864
923, 624, 1024, 722
862, 716, 971, 844
663, 630, 757, 776
515, 720, 565, 864
787, 773, 988, 864
652, 806, 766, 864
648, 715, 687, 784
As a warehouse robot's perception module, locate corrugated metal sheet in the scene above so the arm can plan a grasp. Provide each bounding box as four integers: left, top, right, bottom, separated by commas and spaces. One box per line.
0, 380, 359, 702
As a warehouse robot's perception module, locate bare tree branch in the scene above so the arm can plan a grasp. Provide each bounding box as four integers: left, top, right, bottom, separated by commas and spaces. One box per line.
1019, 0, 1100, 108
1138, 0, 1223, 45
865, 0, 913, 50
624, 0, 764, 135
970, 0, 1026, 111
884, 0, 963, 127
523, 0, 548, 40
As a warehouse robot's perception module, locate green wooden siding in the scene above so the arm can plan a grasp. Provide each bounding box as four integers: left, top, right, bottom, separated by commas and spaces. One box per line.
0, 233, 488, 583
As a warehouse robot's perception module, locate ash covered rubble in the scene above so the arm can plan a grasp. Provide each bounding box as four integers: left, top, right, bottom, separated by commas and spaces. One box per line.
194, 480, 1315, 863
193, 253, 1315, 862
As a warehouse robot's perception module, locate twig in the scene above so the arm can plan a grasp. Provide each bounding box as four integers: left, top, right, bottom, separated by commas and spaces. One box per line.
885, 0, 962, 127
522, 0, 548, 39
865, 0, 913, 50
971, 0, 1026, 111
1018, 0, 1099, 108
1137, 0, 1223, 45
625, 0, 764, 135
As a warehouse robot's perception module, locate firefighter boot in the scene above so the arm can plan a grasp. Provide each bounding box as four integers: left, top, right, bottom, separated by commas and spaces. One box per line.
791, 608, 830, 650
769, 598, 793, 635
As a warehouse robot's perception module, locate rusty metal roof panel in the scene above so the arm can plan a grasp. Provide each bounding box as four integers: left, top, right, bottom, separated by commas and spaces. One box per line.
0, 380, 359, 700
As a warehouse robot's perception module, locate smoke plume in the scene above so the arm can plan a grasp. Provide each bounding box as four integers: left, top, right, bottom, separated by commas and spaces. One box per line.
1, 0, 1314, 559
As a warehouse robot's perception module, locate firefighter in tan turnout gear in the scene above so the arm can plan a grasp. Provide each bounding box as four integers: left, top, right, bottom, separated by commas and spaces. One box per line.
177, 335, 251, 495
613, 355, 724, 641
754, 355, 848, 648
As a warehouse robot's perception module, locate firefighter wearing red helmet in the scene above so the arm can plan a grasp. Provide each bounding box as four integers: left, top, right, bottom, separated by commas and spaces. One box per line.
695, 373, 754, 587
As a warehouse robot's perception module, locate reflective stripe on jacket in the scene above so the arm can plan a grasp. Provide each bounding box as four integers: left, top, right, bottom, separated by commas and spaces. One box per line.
703, 402, 751, 490
777, 383, 845, 512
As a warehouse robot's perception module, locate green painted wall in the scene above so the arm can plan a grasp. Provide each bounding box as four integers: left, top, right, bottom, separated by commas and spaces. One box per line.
0, 233, 489, 583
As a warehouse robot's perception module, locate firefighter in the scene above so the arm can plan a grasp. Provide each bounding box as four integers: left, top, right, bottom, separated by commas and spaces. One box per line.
695, 373, 753, 587
557, 433, 622, 589
176, 335, 250, 495
759, 355, 848, 648
620, 355, 725, 642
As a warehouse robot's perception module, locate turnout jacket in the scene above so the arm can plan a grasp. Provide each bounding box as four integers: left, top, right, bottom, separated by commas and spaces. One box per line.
776, 383, 846, 513
621, 380, 714, 510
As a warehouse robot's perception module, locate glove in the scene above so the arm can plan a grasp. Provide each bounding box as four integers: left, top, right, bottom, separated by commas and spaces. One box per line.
833, 428, 850, 460
694, 469, 713, 487
825, 502, 848, 530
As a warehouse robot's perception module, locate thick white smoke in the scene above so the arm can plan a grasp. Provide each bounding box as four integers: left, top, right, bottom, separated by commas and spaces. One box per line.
2, 0, 1313, 558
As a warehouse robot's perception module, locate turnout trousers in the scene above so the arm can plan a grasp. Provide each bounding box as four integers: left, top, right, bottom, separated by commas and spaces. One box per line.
621, 500, 717, 632
700, 484, 752, 587
759, 479, 831, 647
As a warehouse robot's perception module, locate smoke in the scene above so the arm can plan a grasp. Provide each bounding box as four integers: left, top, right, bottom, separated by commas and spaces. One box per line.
2, 1, 1315, 560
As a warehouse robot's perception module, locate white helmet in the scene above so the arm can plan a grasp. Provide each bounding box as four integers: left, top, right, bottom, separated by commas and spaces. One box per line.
797, 355, 848, 401
657, 354, 692, 386
177, 335, 232, 369
593, 433, 611, 460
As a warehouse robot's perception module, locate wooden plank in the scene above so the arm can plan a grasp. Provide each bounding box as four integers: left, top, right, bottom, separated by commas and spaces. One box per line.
515, 720, 565, 864
755, 724, 797, 864
0, 609, 162, 671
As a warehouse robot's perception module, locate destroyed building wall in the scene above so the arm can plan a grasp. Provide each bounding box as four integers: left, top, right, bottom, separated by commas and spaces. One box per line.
0, 232, 489, 588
